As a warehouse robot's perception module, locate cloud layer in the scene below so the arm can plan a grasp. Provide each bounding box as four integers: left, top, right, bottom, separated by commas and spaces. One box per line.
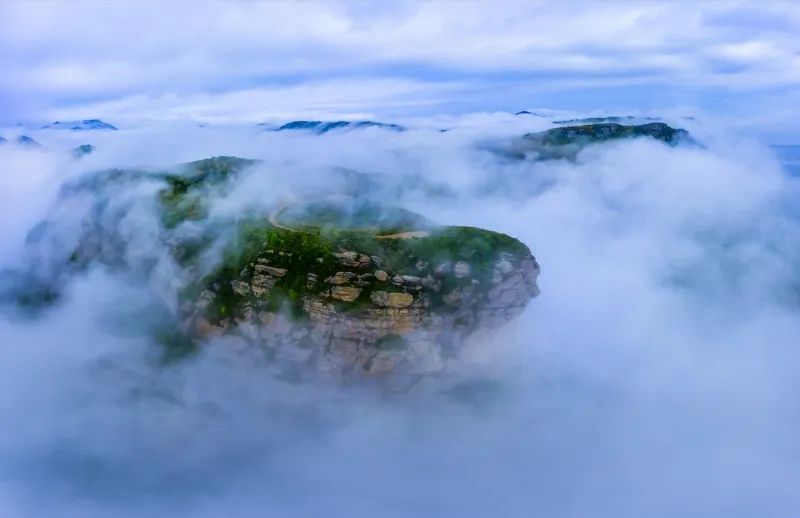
0, 117, 799, 517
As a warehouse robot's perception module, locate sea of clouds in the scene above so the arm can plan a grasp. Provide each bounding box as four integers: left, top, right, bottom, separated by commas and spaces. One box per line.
1, 116, 799, 517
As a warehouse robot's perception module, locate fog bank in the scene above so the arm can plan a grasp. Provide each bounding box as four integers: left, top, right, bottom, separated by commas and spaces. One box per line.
1, 119, 800, 517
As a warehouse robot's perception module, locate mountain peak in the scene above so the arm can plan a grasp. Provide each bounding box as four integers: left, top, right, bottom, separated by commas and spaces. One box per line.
274, 120, 405, 134
42, 119, 118, 131
16, 135, 43, 148
72, 144, 95, 158
515, 110, 544, 116
506, 122, 692, 160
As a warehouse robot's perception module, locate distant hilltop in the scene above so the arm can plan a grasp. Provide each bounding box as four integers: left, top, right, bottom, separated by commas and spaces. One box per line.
0, 135, 43, 148
504, 122, 693, 160
72, 144, 95, 158
552, 115, 695, 124
270, 120, 405, 134
42, 119, 117, 131
16, 135, 43, 148
552, 116, 660, 124
515, 110, 544, 116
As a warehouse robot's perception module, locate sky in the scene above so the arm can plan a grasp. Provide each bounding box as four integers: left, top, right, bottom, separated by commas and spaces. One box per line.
1, 1, 799, 140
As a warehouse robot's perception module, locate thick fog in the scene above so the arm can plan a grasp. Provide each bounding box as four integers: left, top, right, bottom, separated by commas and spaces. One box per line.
1, 119, 800, 518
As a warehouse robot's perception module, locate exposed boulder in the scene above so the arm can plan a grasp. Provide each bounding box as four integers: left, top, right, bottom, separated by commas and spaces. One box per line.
371, 291, 414, 308
330, 286, 362, 302
261, 265, 287, 277
454, 261, 471, 278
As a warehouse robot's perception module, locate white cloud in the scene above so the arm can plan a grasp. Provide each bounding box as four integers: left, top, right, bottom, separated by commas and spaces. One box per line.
1, 0, 799, 125
1, 115, 800, 517
40, 78, 465, 125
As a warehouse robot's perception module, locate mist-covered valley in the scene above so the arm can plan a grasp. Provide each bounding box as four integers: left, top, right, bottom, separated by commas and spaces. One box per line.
0, 115, 799, 517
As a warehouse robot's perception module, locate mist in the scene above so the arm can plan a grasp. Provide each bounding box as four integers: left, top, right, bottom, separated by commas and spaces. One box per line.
0, 117, 799, 518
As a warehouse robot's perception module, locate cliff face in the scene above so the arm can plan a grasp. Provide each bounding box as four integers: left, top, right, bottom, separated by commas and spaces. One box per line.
185, 225, 539, 377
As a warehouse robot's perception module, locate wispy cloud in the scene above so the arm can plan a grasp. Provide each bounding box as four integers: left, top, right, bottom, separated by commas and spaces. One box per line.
1, 1, 799, 127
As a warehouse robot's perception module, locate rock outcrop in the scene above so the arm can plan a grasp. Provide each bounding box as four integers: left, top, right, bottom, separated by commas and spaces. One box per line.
183, 220, 539, 378
16, 156, 540, 380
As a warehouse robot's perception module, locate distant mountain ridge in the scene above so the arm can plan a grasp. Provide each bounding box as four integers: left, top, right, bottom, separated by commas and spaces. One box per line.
272, 120, 405, 134
42, 119, 117, 131
0, 135, 42, 148
507, 122, 692, 160
553, 116, 660, 124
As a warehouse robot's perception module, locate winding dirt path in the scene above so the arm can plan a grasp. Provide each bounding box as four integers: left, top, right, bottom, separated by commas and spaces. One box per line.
268, 205, 295, 231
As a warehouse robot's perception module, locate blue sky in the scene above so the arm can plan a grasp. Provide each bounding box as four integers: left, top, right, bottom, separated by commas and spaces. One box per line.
1, 1, 799, 140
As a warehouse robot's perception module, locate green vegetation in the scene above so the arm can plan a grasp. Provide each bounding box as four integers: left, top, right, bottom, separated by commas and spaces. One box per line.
552, 116, 659, 124
154, 327, 199, 363
187, 222, 341, 323
534, 122, 687, 146
514, 122, 691, 160
47, 156, 533, 350
278, 200, 434, 233
14, 287, 59, 309
379, 226, 526, 272
158, 156, 256, 229
191, 215, 530, 323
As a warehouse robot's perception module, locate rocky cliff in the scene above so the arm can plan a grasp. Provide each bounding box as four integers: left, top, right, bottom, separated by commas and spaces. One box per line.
181, 207, 539, 378
14, 157, 540, 379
